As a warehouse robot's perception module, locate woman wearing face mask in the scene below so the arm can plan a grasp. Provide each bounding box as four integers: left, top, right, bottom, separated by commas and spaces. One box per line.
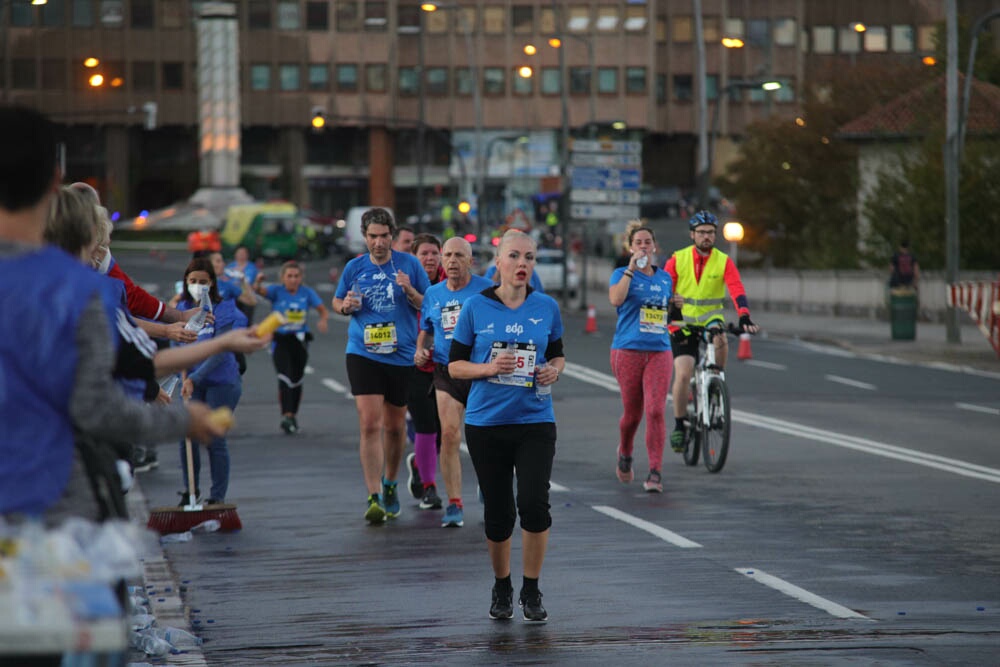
175, 257, 248, 505
607, 221, 682, 493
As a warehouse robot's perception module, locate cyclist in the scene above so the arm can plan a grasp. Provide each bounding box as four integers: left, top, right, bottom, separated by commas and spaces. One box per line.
664, 210, 758, 453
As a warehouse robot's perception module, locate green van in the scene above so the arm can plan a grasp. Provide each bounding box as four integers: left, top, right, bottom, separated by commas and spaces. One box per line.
220, 202, 326, 261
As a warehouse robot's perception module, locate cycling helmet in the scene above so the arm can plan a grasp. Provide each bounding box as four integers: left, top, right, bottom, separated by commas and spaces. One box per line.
689, 210, 718, 230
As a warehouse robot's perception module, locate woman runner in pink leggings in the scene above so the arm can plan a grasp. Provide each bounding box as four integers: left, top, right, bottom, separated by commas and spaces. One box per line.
608, 222, 683, 492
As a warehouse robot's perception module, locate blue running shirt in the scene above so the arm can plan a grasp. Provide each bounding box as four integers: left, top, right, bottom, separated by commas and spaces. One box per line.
336, 250, 431, 366
451, 289, 563, 426
421, 275, 494, 365
264, 284, 323, 335
609, 267, 675, 352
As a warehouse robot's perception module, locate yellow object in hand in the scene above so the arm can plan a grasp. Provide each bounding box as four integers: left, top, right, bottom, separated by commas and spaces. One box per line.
208, 407, 235, 431
255, 311, 287, 337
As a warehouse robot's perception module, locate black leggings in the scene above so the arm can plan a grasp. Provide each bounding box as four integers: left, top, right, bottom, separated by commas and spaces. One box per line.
273, 333, 308, 415
465, 422, 556, 542
407, 369, 439, 434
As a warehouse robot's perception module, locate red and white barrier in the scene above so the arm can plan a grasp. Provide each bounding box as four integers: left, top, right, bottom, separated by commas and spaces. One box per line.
947, 280, 1000, 357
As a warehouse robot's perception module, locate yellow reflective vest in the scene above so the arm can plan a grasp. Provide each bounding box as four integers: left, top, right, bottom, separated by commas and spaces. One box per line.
672, 246, 728, 327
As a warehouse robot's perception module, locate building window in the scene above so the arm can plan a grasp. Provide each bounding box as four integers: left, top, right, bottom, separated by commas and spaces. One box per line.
625, 66, 646, 94
891, 25, 914, 53
512, 5, 532, 34
425, 8, 447, 33
775, 79, 795, 103
838, 26, 860, 53
703, 16, 720, 42
248, 0, 271, 29
541, 67, 560, 94
597, 67, 617, 94
100, 1, 124, 27
12, 59, 36, 89
41, 59, 66, 90
250, 64, 271, 91
162, 62, 184, 90
916, 25, 935, 51
279, 64, 300, 90
483, 67, 504, 95
398, 67, 418, 96
596, 5, 619, 32
161, 0, 184, 28
484, 6, 504, 34
673, 74, 692, 101
624, 5, 645, 32
654, 15, 666, 42
655, 73, 666, 104
705, 74, 718, 101
306, 2, 329, 30
513, 69, 532, 95
539, 7, 555, 34
747, 19, 769, 47
277, 1, 300, 29
335, 64, 357, 92
672, 15, 692, 42
397, 3, 419, 33
426, 67, 448, 95
724, 18, 744, 38
366, 63, 386, 92
41, 0, 66, 26
12, 3, 34, 25
567, 5, 589, 32
132, 60, 155, 91
72, 0, 95, 27
308, 64, 329, 90
455, 68, 473, 96
336, 1, 359, 31
456, 7, 475, 34
569, 66, 590, 95
130, 0, 153, 28
812, 26, 835, 54
774, 18, 796, 46
364, 1, 387, 31
864, 26, 888, 52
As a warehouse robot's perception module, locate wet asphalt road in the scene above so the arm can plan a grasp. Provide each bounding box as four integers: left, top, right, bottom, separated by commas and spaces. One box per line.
123, 249, 999, 666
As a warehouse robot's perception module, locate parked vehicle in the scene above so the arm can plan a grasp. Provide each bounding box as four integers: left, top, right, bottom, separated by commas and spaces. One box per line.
220, 202, 327, 261
533, 248, 579, 297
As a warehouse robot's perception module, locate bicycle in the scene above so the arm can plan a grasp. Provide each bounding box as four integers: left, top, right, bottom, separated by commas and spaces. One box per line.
678, 323, 743, 473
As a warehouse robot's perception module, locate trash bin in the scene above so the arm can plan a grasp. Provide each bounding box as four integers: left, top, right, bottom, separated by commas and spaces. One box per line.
889, 288, 917, 340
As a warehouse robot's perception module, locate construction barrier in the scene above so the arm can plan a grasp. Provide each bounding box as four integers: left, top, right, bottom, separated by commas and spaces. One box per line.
946, 280, 1000, 357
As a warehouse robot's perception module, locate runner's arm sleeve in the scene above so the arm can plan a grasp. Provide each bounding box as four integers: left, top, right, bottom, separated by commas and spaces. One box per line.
110, 263, 166, 321
722, 257, 750, 315
70, 294, 189, 444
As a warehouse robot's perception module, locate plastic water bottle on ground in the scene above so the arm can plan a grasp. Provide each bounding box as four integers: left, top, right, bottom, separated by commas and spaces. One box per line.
191, 519, 221, 533
154, 626, 203, 649
160, 531, 193, 544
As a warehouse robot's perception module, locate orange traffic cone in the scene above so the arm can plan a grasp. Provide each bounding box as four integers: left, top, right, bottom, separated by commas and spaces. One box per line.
737, 332, 752, 360
584, 305, 598, 334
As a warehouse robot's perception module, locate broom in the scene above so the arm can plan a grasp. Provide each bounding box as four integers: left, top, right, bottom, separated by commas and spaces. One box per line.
147, 407, 243, 535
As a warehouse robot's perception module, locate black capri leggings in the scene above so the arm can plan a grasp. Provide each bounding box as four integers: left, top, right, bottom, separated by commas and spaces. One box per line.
465, 422, 556, 542
407, 369, 439, 434
273, 332, 309, 415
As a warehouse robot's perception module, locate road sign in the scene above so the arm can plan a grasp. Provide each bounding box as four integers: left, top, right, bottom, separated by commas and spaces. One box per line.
569, 167, 641, 191
570, 189, 641, 205
571, 139, 642, 154
569, 152, 641, 168
571, 203, 641, 220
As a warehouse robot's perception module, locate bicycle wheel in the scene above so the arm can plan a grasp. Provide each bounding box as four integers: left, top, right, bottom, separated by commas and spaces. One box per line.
700, 375, 731, 473
682, 400, 700, 466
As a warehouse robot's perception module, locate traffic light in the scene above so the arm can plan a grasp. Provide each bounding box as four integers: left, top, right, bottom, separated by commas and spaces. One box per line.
457, 200, 471, 215
311, 107, 326, 130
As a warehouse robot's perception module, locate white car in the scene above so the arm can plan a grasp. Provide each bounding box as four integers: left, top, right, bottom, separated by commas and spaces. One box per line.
533, 248, 579, 297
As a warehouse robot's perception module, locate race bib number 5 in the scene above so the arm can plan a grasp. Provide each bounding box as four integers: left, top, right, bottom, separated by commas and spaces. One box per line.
487, 341, 537, 387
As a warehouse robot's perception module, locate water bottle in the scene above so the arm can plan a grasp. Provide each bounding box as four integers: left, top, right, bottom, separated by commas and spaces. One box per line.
183, 288, 213, 332
159, 374, 180, 397
535, 360, 551, 399
635, 254, 649, 269
504, 341, 517, 378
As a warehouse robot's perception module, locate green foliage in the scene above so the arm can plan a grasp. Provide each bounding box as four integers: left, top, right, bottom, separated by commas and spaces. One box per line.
862, 135, 1000, 270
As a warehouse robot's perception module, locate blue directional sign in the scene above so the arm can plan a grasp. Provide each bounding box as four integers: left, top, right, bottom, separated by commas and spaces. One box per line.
569, 167, 641, 191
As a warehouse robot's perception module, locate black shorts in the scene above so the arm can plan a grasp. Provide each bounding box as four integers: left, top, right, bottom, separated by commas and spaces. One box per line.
670, 329, 700, 359
433, 363, 471, 406
345, 354, 413, 407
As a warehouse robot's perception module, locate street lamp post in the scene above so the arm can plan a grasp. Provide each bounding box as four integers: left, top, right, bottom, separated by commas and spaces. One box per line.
421, 3, 483, 243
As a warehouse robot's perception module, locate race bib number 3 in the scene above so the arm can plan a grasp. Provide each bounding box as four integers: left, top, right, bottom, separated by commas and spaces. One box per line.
487, 341, 537, 387
441, 304, 461, 338
639, 304, 667, 334
364, 321, 398, 354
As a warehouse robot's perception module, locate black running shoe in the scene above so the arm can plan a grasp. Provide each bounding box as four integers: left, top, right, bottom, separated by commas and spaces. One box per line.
489, 581, 514, 620
519, 588, 547, 623
419, 484, 443, 510
406, 453, 423, 499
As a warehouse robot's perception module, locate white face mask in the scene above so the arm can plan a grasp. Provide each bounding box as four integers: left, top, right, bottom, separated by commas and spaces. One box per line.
187, 283, 208, 301
92, 247, 112, 274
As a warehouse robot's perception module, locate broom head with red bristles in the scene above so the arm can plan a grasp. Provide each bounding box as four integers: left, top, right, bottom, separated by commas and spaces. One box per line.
147, 501, 242, 535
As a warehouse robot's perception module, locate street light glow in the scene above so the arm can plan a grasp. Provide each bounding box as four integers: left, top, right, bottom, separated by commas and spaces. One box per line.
523, 44, 537, 56
84, 57, 100, 68
721, 37, 745, 48
548, 37, 561, 48
518, 66, 533, 78
110, 77, 123, 88
923, 56, 937, 66
761, 81, 782, 91
88, 74, 104, 87
31, 0, 49, 5
419, 3, 438, 11
852, 22, 866, 33
457, 201, 471, 215
612, 121, 626, 130
795, 117, 806, 127
723, 222, 744, 242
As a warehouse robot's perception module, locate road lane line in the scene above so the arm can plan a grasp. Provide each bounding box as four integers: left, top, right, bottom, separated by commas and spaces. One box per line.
322, 378, 354, 399
745, 360, 787, 371
563, 363, 619, 391
305, 365, 315, 374
592, 506, 702, 548
733, 410, 1000, 484
735, 568, 872, 620
824, 374, 877, 391
956, 402, 1000, 416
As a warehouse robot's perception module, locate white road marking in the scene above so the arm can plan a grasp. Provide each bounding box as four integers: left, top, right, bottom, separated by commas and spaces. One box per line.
591, 506, 702, 548
735, 568, 872, 620
745, 359, 787, 371
562, 362, 619, 391
797, 342, 859, 358
305, 365, 315, 375
321, 378, 353, 399
956, 402, 1000, 416
733, 410, 1000, 485
824, 374, 877, 391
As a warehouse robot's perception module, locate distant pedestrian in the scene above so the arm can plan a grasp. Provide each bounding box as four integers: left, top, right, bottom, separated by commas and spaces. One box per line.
889, 240, 920, 290
449, 230, 565, 623
253, 261, 329, 434
226, 246, 259, 323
